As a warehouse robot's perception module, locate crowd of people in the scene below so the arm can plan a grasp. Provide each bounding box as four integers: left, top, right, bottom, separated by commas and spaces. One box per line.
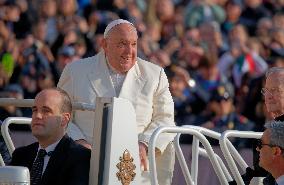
0, 0, 284, 140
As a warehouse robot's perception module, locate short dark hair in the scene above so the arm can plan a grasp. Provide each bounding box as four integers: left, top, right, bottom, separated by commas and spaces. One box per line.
53, 87, 72, 114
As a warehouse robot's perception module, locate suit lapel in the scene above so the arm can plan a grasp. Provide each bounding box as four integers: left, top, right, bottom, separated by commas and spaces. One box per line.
41, 136, 70, 184
119, 61, 146, 105
28, 143, 39, 170
86, 52, 146, 101
87, 51, 116, 97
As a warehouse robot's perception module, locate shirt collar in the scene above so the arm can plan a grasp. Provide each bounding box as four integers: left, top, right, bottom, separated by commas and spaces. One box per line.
105, 57, 127, 76
38, 137, 62, 154
276, 175, 284, 185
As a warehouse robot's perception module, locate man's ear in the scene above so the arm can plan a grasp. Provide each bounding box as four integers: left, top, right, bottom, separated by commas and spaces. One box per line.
61, 113, 71, 128
273, 146, 283, 156
101, 38, 107, 51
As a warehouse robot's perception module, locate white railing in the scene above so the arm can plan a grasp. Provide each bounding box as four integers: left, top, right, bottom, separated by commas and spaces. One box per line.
0, 98, 96, 111
0, 98, 34, 107
219, 130, 262, 185
0, 166, 30, 184
181, 125, 234, 183
175, 125, 233, 184
148, 126, 229, 185
186, 126, 261, 182
1, 117, 32, 156
0, 151, 4, 166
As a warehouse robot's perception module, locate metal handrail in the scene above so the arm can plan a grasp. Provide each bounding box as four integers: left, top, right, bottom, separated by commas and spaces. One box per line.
174, 133, 233, 184
0, 98, 96, 111
0, 152, 4, 166
219, 130, 262, 185
149, 126, 228, 185
0, 166, 30, 183
183, 126, 250, 175
173, 134, 194, 185
184, 125, 222, 183
1, 117, 32, 156
199, 147, 233, 182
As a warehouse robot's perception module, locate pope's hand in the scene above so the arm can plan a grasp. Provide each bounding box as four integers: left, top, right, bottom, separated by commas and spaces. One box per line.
139, 142, 148, 171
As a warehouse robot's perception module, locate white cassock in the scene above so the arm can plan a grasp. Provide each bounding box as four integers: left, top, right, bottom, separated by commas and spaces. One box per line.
58, 51, 176, 185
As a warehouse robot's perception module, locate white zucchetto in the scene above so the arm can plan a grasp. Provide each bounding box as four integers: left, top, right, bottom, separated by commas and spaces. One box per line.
103, 19, 134, 38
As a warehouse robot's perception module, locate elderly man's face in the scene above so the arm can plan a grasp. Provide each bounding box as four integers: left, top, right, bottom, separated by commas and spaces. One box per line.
102, 23, 138, 73
264, 73, 284, 117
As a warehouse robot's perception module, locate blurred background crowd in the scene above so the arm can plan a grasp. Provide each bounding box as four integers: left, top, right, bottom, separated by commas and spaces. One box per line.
0, 0, 284, 147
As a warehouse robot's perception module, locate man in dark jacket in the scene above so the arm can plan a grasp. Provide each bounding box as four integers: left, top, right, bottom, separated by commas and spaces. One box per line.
261, 67, 284, 185
230, 67, 284, 185
10, 88, 91, 185
256, 121, 284, 185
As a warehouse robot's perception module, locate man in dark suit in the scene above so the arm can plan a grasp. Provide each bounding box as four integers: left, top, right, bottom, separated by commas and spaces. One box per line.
230, 67, 284, 185
261, 67, 284, 185
10, 88, 91, 185
256, 121, 284, 185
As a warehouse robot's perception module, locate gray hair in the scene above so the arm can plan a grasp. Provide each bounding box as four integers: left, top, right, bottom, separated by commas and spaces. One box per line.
264, 121, 284, 149
55, 87, 72, 114
266, 67, 284, 78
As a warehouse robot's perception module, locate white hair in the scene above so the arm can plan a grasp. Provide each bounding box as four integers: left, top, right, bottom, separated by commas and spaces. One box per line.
266, 67, 284, 78
265, 121, 284, 149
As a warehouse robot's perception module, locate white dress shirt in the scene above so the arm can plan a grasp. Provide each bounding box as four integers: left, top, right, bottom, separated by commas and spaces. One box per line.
276, 175, 284, 185
106, 60, 126, 97
37, 139, 61, 175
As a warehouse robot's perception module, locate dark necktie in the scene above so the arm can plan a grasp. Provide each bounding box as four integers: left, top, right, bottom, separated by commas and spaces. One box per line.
31, 149, 47, 185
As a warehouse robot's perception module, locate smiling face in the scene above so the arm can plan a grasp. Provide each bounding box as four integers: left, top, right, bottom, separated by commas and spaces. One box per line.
102, 23, 138, 74
264, 72, 284, 118
31, 89, 70, 147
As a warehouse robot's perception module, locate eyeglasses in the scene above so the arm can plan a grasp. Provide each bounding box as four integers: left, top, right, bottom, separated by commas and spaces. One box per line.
256, 139, 277, 150
261, 87, 284, 96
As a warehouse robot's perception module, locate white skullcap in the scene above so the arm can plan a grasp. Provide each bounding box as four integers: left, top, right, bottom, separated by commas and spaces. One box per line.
103, 19, 135, 38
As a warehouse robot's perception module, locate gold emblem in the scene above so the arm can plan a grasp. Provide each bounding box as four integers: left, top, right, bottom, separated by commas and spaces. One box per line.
116, 150, 136, 185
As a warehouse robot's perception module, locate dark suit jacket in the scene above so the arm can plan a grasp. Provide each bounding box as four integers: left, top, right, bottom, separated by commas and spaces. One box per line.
260, 115, 284, 185
228, 115, 284, 185
10, 135, 91, 185
263, 174, 276, 185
